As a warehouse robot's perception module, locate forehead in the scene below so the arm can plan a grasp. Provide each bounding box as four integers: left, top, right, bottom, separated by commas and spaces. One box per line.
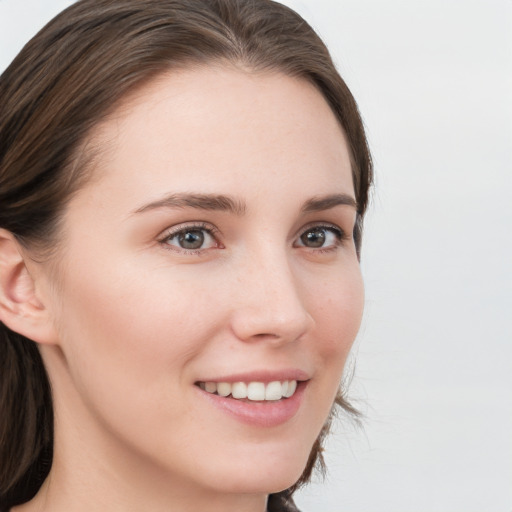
77, 65, 354, 206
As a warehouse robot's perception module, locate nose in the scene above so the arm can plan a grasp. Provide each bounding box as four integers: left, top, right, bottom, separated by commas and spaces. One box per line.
229, 252, 314, 345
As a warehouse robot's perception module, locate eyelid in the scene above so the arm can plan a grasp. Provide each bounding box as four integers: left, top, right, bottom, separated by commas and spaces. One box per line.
158, 221, 219, 238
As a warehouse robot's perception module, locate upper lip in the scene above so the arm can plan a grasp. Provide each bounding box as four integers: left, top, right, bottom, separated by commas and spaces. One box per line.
196, 369, 310, 384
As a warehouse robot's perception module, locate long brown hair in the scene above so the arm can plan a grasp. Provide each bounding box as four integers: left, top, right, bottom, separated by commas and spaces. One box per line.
0, 0, 372, 508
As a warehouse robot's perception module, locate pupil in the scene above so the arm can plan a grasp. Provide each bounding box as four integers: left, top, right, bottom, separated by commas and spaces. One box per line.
179, 230, 204, 249
302, 229, 325, 248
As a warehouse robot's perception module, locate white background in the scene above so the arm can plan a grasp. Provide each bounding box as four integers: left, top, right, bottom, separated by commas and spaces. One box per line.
1, 1, 511, 511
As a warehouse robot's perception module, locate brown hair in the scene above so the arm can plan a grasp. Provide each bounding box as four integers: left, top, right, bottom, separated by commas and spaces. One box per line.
0, 0, 372, 508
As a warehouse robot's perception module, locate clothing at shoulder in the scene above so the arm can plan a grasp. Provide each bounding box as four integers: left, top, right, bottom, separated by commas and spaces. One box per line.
267, 491, 301, 512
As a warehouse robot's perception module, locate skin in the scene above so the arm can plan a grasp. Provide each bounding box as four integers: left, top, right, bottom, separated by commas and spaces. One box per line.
9, 65, 364, 512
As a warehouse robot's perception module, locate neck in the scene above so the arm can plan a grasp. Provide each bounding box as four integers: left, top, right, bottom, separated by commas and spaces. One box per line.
13, 446, 268, 512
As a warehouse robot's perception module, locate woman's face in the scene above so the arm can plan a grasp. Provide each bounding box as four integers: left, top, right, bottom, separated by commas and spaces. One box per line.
41, 66, 364, 498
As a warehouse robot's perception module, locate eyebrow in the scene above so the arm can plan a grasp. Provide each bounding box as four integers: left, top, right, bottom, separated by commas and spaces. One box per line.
133, 192, 357, 216
133, 193, 247, 215
301, 193, 357, 213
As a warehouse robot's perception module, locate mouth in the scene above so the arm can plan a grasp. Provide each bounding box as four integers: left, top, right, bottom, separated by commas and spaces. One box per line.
194, 376, 307, 427
196, 380, 298, 401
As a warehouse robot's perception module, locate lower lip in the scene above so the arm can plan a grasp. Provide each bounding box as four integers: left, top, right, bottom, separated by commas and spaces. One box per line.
197, 381, 307, 428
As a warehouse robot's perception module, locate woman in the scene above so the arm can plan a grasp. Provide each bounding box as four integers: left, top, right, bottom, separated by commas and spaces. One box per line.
0, 1, 372, 511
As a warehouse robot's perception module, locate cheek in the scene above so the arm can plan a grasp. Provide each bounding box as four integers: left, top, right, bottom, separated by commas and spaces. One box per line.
311, 265, 364, 359
50, 262, 231, 462
304, 263, 364, 415
54, 263, 218, 402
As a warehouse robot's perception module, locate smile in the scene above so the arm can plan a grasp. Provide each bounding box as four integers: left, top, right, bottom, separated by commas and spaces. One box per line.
198, 380, 298, 401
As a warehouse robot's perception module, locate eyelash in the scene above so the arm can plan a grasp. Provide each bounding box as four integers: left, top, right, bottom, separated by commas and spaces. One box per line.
158, 222, 348, 255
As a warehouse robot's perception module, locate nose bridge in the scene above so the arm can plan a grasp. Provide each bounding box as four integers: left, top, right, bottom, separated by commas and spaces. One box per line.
230, 244, 312, 343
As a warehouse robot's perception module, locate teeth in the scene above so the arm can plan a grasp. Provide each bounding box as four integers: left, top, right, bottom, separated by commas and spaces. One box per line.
265, 381, 283, 401
283, 379, 297, 398
247, 382, 265, 401
205, 382, 217, 393
217, 382, 231, 397
199, 380, 298, 401
231, 382, 247, 399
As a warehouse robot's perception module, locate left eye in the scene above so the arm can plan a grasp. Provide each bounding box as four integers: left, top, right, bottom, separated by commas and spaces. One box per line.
296, 226, 342, 249
163, 227, 217, 251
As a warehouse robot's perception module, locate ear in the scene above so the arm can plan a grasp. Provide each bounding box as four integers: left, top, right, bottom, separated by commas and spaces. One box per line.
0, 229, 58, 345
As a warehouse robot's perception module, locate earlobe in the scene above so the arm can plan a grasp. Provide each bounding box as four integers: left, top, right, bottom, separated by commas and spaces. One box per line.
0, 229, 58, 345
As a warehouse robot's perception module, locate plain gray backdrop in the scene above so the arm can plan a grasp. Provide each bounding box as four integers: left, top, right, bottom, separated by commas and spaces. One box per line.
1, 1, 511, 511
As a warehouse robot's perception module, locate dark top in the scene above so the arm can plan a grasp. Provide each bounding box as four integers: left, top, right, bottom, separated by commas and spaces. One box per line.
267, 491, 301, 512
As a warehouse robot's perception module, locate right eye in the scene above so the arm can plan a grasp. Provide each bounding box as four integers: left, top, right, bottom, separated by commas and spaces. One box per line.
159, 224, 220, 253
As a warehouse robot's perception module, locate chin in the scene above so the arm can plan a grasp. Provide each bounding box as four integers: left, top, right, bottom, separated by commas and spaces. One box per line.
196, 444, 311, 495
209, 471, 303, 496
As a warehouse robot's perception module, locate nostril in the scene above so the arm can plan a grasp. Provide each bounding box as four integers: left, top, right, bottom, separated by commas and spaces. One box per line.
229, 274, 312, 343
